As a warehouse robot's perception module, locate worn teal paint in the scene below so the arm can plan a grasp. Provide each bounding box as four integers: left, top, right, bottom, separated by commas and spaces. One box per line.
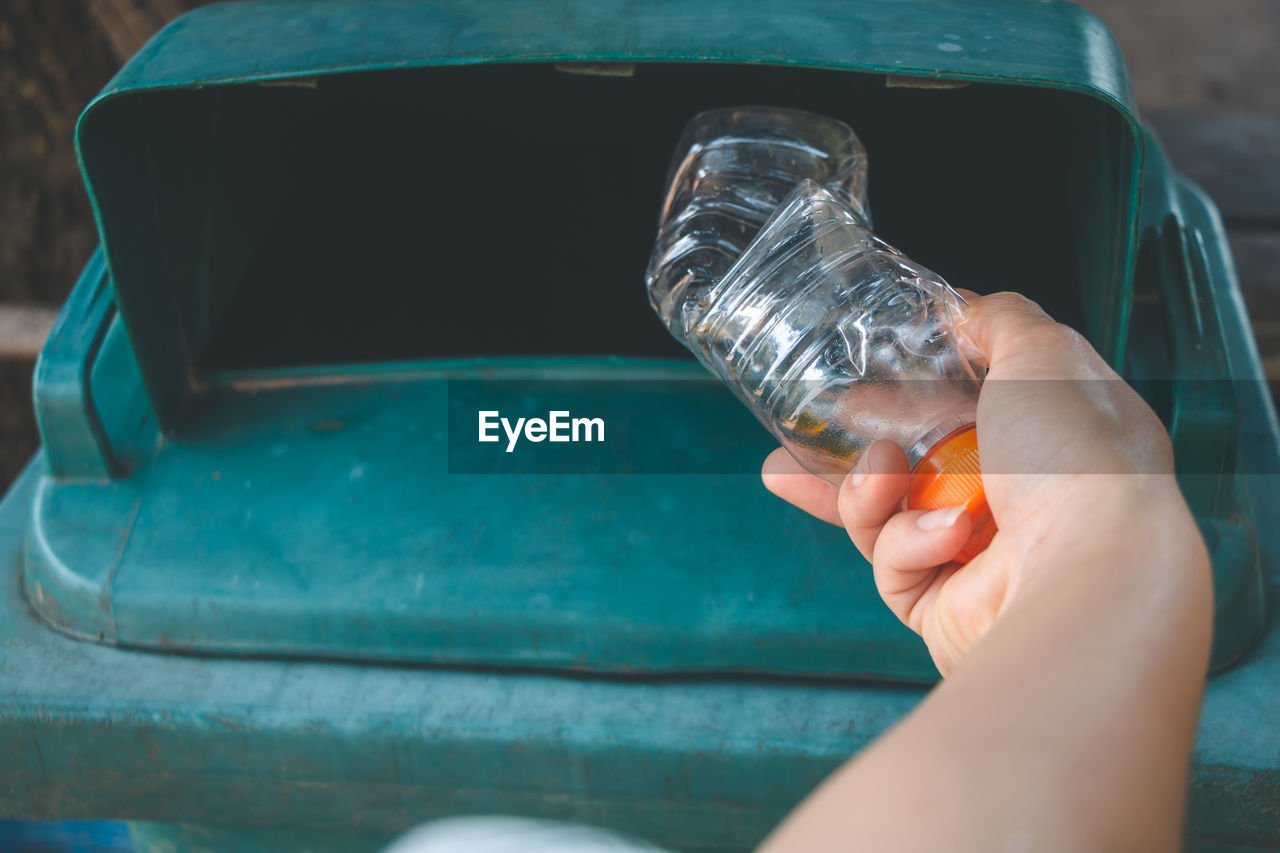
31, 251, 122, 480
3, 0, 1278, 849
128, 823, 399, 853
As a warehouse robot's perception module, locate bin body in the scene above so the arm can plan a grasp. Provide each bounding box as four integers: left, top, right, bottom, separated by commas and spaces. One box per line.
1, 1, 1277, 850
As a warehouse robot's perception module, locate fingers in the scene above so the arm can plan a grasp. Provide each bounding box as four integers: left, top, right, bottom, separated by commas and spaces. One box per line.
835, 440, 911, 561
761, 448, 843, 527
869, 508, 973, 631
761, 440, 911, 541
764, 441, 977, 639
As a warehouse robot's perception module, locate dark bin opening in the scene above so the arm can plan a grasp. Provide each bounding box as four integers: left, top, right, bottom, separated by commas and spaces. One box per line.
184, 63, 1115, 369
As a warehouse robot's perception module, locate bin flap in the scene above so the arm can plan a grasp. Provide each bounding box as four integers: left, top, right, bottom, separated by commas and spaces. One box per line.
75, 0, 1144, 429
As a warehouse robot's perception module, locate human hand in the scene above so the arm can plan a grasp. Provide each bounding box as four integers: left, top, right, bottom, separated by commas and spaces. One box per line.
762, 292, 1191, 675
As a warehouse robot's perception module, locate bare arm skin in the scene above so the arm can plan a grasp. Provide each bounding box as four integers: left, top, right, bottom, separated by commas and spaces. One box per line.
757, 293, 1213, 852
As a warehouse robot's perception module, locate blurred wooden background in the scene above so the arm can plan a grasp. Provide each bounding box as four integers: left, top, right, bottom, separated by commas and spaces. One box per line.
1, 0, 1279, 489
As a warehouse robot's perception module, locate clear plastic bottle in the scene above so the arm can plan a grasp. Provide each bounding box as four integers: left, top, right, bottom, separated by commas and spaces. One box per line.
647, 117, 994, 562
645, 107, 869, 348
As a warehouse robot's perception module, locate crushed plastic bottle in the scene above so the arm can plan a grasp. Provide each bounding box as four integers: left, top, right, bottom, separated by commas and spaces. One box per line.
646, 110, 995, 562
645, 107, 869, 348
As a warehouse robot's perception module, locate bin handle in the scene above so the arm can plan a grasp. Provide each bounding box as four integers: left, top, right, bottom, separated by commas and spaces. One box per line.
33, 248, 122, 479
1158, 220, 1238, 517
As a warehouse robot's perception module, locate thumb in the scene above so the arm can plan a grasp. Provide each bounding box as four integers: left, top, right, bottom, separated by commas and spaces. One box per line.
956, 292, 1068, 374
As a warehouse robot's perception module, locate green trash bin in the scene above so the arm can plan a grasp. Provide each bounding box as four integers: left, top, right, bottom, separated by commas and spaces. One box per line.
2, 1, 1277, 850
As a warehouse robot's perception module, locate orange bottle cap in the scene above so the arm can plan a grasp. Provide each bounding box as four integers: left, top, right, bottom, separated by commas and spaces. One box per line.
905, 423, 995, 564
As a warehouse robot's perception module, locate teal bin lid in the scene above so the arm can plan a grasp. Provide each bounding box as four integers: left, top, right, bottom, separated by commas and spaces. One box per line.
74, 0, 1145, 433
27, 0, 1217, 683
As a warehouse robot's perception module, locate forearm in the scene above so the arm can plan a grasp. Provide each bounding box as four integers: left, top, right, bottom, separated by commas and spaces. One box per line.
761, 483, 1213, 852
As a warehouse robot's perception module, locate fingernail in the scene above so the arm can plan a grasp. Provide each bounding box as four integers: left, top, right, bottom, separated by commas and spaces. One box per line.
917, 505, 966, 531
849, 449, 871, 488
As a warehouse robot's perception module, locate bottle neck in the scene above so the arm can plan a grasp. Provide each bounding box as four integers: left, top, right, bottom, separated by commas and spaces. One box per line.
907, 413, 978, 469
